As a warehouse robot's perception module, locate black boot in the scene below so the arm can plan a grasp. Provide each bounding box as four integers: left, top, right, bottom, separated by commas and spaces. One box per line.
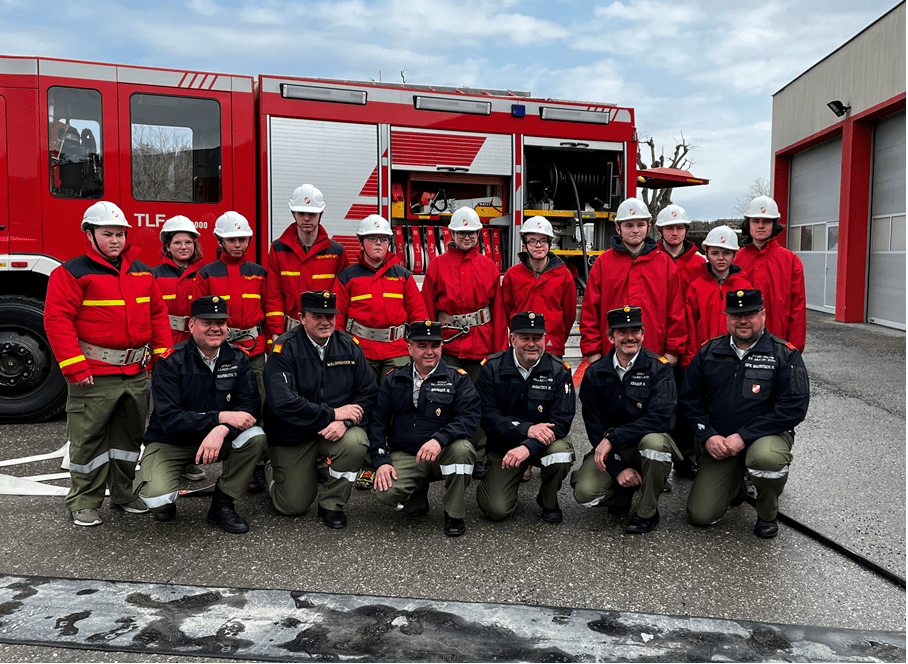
206, 486, 249, 534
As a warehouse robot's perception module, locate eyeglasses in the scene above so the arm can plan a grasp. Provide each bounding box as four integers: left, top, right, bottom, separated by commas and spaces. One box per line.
363, 236, 390, 244
454, 231, 479, 238
523, 238, 549, 246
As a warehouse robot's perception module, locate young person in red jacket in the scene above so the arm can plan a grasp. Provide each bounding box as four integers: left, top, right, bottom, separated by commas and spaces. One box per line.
265, 184, 349, 344
580, 197, 686, 366
151, 216, 204, 345
334, 215, 428, 383
502, 216, 577, 359
683, 226, 753, 367
45, 201, 171, 527
733, 195, 807, 352
422, 206, 507, 477
655, 204, 706, 292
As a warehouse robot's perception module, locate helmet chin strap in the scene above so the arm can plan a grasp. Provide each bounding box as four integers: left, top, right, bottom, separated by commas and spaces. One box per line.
89, 226, 124, 264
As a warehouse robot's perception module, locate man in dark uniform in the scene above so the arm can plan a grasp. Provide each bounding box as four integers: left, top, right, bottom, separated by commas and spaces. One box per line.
571, 305, 680, 534
368, 320, 480, 537
133, 295, 266, 533
681, 288, 809, 538
475, 312, 575, 523
264, 290, 378, 529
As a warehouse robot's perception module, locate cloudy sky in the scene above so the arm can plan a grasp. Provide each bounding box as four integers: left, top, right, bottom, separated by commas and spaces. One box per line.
3, 0, 900, 219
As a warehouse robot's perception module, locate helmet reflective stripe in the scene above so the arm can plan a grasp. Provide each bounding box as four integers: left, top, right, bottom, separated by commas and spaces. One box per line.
615, 197, 651, 222
214, 211, 253, 238
448, 206, 482, 231
159, 215, 200, 243
743, 195, 780, 219
521, 216, 554, 239
81, 201, 130, 231
289, 184, 327, 213
357, 214, 393, 236
655, 204, 691, 227
702, 225, 739, 251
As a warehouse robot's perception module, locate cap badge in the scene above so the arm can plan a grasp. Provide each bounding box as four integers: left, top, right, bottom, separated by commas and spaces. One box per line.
720, 236, 726, 243
736, 291, 744, 296
760, 206, 766, 213
212, 297, 220, 303
671, 211, 677, 217
425, 320, 432, 326
529, 313, 536, 319
323, 292, 330, 298
623, 306, 630, 312
304, 197, 311, 204
630, 208, 636, 215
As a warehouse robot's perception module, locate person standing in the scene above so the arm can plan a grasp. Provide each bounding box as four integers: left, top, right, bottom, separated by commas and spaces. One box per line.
422, 206, 507, 478
579, 197, 685, 366
682, 288, 810, 538
501, 217, 577, 359
368, 321, 480, 537
571, 306, 679, 534
151, 215, 204, 345
133, 295, 265, 533
654, 203, 705, 292
45, 201, 171, 526
733, 195, 806, 352
265, 184, 349, 344
475, 312, 575, 523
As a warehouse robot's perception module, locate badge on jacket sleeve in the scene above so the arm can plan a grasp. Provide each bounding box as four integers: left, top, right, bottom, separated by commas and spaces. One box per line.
436, 408, 442, 417
752, 384, 761, 394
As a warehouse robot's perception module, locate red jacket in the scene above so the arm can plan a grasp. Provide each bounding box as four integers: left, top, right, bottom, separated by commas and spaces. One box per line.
45, 242, 172, 383
265, 224, 349, 336
580, 237, 686, 358
151, 257, 202, 344
734, 237, 806, 351
334, 252, 428, 360
659, 240, 706, 292
682, 264, 752, 367
502, 252, 577, 356
422, 244, 507, 359
194, 253, 268, 356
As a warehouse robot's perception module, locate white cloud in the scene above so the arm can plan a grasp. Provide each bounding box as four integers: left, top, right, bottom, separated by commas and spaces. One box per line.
188, 0, 218, 16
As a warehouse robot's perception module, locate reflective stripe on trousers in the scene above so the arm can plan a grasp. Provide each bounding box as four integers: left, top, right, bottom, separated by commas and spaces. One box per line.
70, 448, 140, 474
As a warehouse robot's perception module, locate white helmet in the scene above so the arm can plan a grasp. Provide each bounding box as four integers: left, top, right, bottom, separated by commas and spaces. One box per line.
702, 225, 740, 251
357, 214, 393, 237
655, 204, 691, 227
615, 197, 651, 222
743, 195, 780, 219
449, 206, 482, 232
521, 216, 555, 239
214, 211, 253, 238
288, 184, 327, 213
81, 201, 130, 231
159, 215, 200, 243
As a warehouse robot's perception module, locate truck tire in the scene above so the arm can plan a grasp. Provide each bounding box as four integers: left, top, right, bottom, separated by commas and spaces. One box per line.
0, 295, 67, 423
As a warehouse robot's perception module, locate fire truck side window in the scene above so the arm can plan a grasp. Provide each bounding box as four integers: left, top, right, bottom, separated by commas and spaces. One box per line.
48, 87, 104, 199
129, 94, 221, 203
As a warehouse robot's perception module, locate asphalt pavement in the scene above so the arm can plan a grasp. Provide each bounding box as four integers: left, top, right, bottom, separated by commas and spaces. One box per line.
0, 309, 903, 661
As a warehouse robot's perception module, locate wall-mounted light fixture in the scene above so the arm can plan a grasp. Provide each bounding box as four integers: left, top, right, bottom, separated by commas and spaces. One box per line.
827, 100, 851, 117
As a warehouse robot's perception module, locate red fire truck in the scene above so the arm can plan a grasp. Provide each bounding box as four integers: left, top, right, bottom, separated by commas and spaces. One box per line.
0, 55, 705, 423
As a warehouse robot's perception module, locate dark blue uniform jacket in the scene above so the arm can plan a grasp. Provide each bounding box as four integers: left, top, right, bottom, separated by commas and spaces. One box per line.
145, 340, 260, 447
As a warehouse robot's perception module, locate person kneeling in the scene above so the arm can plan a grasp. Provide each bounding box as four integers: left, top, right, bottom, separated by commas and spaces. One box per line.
134, 296, 265, 533
369, 321, 480, 537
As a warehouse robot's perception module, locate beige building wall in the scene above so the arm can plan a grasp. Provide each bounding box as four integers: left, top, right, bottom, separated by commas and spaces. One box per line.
771, 2, 906, 157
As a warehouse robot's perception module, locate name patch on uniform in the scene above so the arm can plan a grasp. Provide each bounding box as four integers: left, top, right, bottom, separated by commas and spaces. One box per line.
327, 360, 355, 367
385, 276, 404, 282
628, 379, 648, 387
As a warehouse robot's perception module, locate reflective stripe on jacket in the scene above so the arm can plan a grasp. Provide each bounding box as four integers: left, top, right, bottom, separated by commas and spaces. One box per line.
194, 255, 267, 356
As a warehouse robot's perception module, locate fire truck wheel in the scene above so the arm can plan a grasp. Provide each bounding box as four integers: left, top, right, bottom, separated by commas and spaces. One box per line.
0, 296, 67, 424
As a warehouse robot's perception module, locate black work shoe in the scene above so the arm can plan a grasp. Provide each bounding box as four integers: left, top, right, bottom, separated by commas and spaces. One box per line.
536, 494, 563, 523
625, 511, 660, 534
471, 462, 485, 480
731, 479, 749, 507
662, 478, 672, 493
317, 466, 331, 484
444, 511, 466, 537
754, 517, 779, 539
154, 504, 176, 522
608, 490, 634, 515
206, 487, 249, 534
673, 461, 698, 480
317, 505, 347, 529
247, 466, 267, 493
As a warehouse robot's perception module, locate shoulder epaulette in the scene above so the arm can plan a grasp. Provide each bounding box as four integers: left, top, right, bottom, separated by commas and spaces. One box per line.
272, 343, 283, 354
352, 336, 360, 345
785, 341, 796, 350
456, 368, 468, 375
236, 345, 251, 356
563, 361, 571, 370
658, 356, 669, 364
161, 347, 175, 360
480, 358, 488, 366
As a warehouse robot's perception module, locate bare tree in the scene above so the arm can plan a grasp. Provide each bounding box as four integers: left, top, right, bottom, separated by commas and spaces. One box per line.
733, 177, 771, 215
636, 134, 696, 220
131, 125, 193, 202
